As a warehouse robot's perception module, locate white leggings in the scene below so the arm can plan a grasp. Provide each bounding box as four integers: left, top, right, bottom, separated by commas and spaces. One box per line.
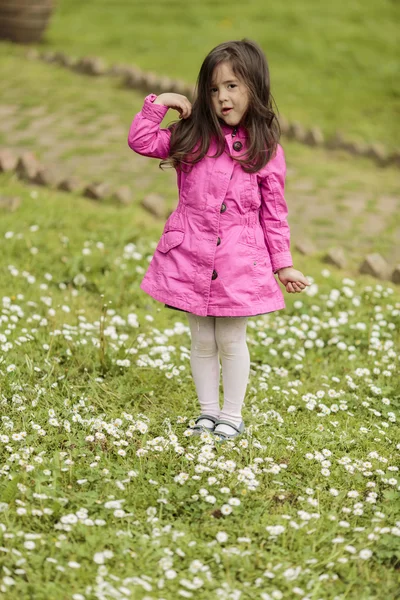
186, 314, 250, 426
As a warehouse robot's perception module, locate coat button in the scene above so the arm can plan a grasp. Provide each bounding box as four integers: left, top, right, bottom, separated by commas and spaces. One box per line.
220, 203, 227, 213
212, 270, 218, 280
233, 141, 242, 151
216, 236, 221, 246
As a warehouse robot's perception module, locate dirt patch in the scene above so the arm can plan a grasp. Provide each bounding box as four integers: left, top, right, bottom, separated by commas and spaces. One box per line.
0, 105, 18, 117
337, 193, 367, 215
290, 178, 315, 192
360, 214, 388, 236
377, 195, 399, 214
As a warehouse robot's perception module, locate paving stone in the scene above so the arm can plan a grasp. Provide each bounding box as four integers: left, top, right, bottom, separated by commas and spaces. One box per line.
83, 182, 112, 201
182, 84, 196, 100
32, 167, 59, 187
295, 239, 317, 256
387, 150, 400, 168
288, 121, 307, 143
53, 52, 70, 66
16, 152, 40, 180
323, 247, 347, 269
41, 51, 56, 63
0, 195, 21, 211
364, 143, 388, 166
62, 55, 77, 68
76, 57, 108, 76
112, 186, 133, 205
124, 68, 145, 88
0, 149, 18, 172
304, 127, 324, 146
277, 114, 289, 135
325, 131, 345, 150
48, 52, 76, 68
157, 76, 175, 95
141, 193, 167, 218
169, 80, 189, 96
391, 265, 400, 285
359, 253, 390, 279
341, 140, 369, 156
58, 177, 83, 193
142, 72, 162, 92
108, 63, 133, 77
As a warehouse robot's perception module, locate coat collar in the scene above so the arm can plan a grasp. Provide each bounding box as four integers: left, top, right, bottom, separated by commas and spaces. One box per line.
218, 119, 248, 139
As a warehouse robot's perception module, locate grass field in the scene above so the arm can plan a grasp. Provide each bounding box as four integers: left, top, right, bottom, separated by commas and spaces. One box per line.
0, 175, 399, 598
42, 0, 400, 148
0, 5, 399, 597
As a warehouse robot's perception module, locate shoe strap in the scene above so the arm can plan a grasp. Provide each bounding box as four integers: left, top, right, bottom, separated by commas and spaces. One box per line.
214, 420, 242, 433
195, 414, 218, 425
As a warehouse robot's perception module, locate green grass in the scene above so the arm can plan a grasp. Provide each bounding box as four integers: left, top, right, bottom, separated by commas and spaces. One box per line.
37, 0, 400, 147
0, 14, 399, 596
0, 175, 399, 598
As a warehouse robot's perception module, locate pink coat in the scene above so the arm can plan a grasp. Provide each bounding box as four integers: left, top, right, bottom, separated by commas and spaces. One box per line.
128, 93, 294, 317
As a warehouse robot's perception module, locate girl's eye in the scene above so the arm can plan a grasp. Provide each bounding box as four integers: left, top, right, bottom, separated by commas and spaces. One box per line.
210, 85, 236, 93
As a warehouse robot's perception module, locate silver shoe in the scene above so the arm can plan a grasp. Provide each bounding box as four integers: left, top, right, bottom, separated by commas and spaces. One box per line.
189, 414, 218, 436
213, 419, 245, 441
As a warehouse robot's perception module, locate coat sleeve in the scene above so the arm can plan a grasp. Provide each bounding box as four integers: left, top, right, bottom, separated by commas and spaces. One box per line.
127, 93, 171, 159
259, 144, 294, 274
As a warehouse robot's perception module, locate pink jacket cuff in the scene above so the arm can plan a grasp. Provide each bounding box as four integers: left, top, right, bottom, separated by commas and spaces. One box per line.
270, 252, 294, 274
141, 93, 169, 123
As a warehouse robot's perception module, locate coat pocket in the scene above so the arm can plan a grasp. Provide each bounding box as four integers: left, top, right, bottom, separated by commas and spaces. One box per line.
237, 223, 270, 255
156, 230, 185, 254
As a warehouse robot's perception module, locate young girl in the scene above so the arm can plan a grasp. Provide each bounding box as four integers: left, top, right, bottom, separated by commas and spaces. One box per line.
128, 39, 310, 442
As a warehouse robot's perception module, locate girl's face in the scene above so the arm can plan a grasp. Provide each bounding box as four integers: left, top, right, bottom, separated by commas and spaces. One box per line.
210, 62, 249, 127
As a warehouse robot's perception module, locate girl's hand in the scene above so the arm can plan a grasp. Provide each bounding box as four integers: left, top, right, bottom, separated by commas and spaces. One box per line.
276, 267, 311, 293
153, 93, 192, 119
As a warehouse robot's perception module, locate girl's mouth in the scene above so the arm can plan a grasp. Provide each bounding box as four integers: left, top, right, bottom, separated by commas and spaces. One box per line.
222, 108, 232, 115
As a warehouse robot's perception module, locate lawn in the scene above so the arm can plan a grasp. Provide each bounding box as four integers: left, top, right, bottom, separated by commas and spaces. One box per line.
0, 175, 399, 598
41, 0, 400, 147
0, 7, 399, 596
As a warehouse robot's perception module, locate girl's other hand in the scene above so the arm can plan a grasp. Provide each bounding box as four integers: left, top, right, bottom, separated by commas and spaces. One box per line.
276, 267, 311, 293
153, 93, 192, 119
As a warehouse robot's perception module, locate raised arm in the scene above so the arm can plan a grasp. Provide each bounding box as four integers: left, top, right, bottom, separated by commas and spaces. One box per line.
128, 93, 171, 159
259, 144, 294, 274
128, 92, 192, 160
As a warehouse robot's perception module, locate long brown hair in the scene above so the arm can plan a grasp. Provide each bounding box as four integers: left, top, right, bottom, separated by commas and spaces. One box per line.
160, 39, 281, 174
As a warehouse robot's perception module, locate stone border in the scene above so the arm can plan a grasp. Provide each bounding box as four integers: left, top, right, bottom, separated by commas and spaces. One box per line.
25, 48, 400, 169
0, 147, 173, 219
1, 147, 399, 285
295, 241, 400, 285
0, 148, 133, 205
